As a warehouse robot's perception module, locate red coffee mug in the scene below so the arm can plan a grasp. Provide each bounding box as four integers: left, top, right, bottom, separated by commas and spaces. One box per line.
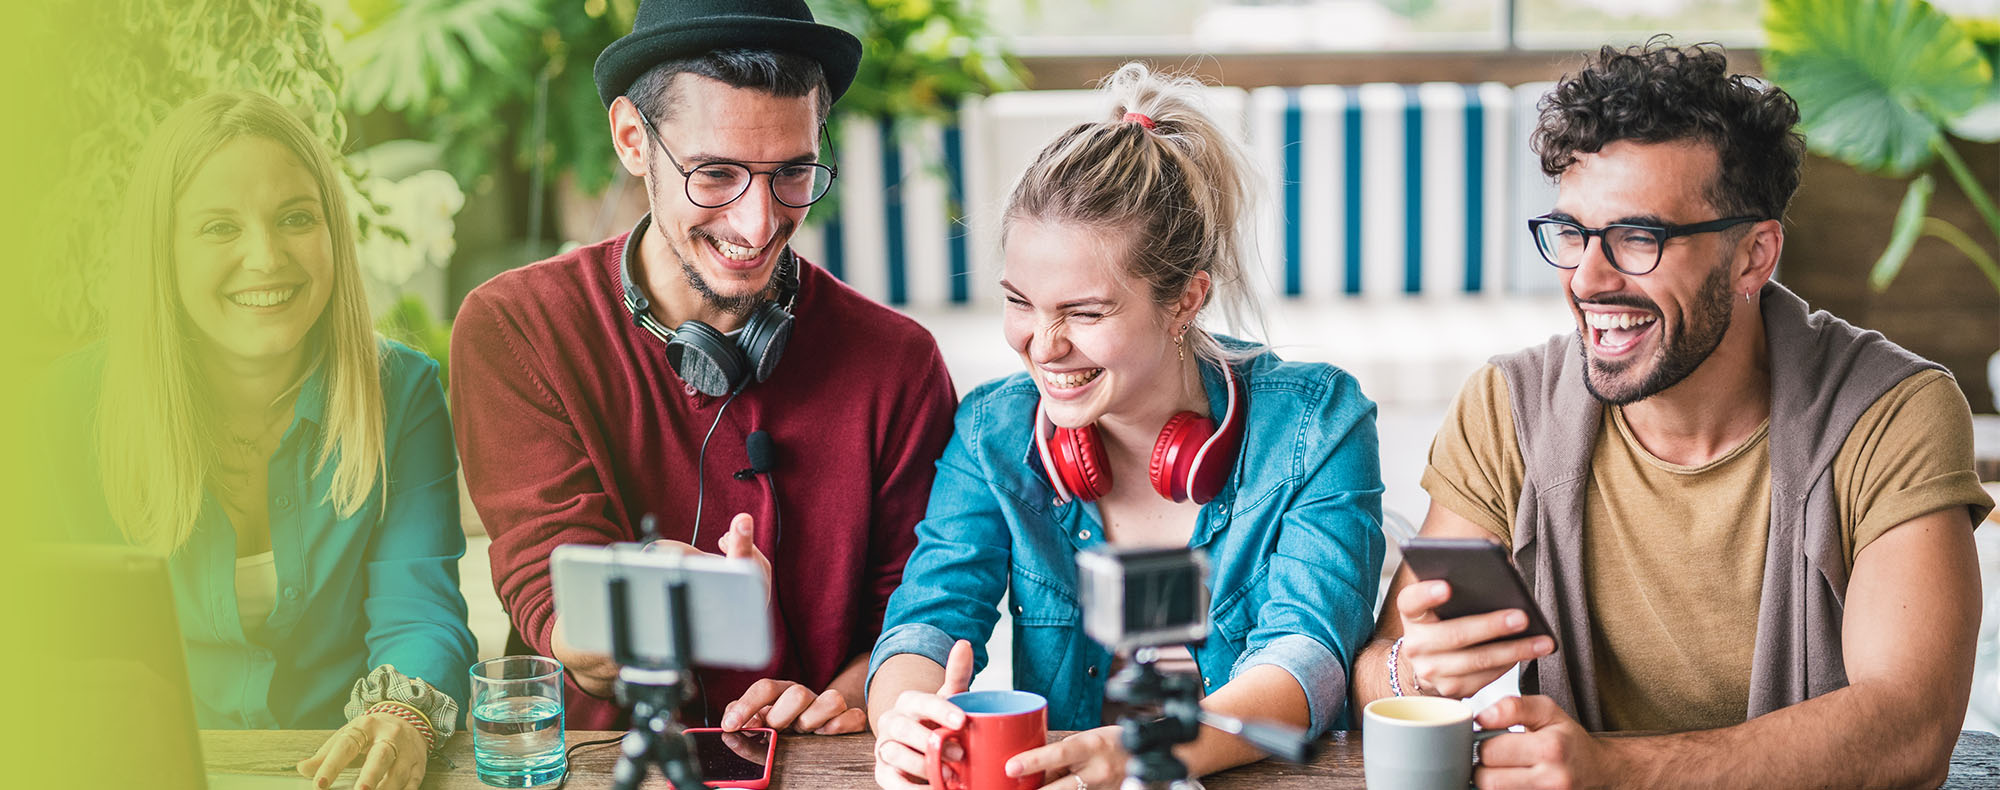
926, 690, 1048, 790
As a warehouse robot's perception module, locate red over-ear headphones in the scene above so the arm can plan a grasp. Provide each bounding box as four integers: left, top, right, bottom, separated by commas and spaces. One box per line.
1034, 365, 1245, 505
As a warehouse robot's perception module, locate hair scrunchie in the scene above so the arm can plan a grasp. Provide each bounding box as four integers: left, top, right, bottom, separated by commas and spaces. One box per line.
344, 664, 461, 745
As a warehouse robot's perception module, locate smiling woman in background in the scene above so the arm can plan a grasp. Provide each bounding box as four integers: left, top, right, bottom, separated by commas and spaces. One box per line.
866, 64, 1385, 790
44, 91, 474, 790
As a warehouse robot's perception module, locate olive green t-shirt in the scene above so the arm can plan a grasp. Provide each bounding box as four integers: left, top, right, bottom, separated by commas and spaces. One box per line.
1419, 365, 1993, 731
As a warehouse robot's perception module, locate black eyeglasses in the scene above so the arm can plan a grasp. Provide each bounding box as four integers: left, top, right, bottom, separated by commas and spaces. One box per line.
629, 100, 837, 209
1528, 214, 1762, 276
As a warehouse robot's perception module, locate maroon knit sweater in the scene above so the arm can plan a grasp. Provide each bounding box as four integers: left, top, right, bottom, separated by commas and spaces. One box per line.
451, 233, 957, 729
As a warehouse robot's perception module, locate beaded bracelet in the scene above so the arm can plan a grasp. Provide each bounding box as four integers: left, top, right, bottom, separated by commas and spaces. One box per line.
1387, 636, 1411, 697
367, 700, 437, 752
345, 666, 458, 741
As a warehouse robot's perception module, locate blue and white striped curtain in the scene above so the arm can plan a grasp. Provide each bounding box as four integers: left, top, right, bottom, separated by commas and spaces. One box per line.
1248, 82, 1519, 300
789, 111, 978, 310
793, 82, 1562, 308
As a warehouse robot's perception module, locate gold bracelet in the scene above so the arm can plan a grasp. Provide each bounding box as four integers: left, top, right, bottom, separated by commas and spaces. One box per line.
366, 700, 437, 751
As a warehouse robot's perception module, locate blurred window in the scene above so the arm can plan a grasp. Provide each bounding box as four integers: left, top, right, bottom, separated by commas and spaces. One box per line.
986, 0, 1763, 54
1515, 0, 1762, 49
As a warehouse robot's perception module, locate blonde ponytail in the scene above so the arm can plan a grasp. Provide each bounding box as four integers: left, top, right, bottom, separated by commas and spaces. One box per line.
1004, 63, 1266, 364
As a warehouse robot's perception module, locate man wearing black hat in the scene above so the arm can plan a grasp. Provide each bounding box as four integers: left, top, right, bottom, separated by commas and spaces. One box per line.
451, 0, 958, 734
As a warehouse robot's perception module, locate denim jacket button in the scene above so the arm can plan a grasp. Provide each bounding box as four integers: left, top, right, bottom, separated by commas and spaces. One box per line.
1086, 665, 1099, 678
1077, 529, 1091, 540
1013, 604, 1024, 615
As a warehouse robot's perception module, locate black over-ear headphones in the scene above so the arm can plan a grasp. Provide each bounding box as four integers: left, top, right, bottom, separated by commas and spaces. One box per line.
618, 213, 799, 396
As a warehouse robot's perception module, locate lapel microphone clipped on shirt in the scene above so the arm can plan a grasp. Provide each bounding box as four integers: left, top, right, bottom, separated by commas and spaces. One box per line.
734, 430, 783, 548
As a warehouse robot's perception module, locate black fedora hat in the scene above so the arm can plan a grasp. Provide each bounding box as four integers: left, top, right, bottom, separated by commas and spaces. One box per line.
594, 0, 862, 109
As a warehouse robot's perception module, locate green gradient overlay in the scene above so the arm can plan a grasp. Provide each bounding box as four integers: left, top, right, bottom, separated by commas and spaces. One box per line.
7, 2, 107, 786
5, 2, 366, 785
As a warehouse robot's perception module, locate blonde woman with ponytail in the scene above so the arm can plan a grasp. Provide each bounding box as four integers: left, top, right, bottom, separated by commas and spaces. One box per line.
46, 92, 473, 790
867, 65, 1385, 789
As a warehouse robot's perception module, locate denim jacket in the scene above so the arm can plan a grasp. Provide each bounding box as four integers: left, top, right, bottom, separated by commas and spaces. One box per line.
869, 349, 1384, 734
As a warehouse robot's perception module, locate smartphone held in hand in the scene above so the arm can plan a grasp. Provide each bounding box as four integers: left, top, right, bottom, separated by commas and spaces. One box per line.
1398, 538, 1559, 650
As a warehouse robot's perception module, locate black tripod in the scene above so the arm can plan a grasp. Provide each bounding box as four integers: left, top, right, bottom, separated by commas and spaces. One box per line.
605, 544, 705, 790
1106, 648, 1317, 790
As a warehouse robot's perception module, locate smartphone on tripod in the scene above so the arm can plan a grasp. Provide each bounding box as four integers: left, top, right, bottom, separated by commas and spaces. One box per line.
550, 544, 773, 670
552, 542, 779, 790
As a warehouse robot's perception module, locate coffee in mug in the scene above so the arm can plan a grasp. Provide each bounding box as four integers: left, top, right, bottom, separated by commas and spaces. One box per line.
1362, 696, 1503, 790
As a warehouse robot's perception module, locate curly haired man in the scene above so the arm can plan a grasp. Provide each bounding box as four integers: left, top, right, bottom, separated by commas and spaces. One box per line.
1354, 38, 1992, 789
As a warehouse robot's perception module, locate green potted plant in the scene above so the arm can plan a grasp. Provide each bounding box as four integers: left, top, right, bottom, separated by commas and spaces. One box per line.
331, 0, 1022, 240
1764, 0, 2000, 408
323, 0, 1025, 312
56, 0, 469, 353
810, 0, 1024, 126
51, 0, 351, 342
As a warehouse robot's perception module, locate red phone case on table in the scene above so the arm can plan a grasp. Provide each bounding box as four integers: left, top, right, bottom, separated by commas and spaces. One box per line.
676, 726, 777, 789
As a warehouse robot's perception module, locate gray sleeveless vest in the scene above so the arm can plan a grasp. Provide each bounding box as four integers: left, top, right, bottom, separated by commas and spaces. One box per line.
1491, 282, 1941, 730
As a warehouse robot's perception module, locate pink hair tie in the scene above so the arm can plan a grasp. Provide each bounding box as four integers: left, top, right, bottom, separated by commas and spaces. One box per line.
1122, 111, 1156, 130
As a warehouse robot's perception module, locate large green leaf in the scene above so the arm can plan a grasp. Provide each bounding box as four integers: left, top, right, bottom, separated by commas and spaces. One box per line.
1869, 173, 1933, 291
337, 0, 544, 115
1765, 0, 1992, 176
1947, 43, 2000, 142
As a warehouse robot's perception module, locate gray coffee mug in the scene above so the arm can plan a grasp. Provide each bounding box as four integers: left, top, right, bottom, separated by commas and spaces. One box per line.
1362, 696, 1504, 790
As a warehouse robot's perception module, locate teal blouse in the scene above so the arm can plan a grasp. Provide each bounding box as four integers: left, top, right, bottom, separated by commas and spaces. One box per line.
49, 339, 476, 728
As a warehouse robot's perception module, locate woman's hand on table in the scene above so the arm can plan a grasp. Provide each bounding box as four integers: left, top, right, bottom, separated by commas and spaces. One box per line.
296, 712, 428, 790
872, 640, 975, 789
1005, 725, 1128, 790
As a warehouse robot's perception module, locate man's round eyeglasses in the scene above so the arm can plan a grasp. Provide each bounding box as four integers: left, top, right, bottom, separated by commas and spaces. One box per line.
629, 100, 837, 209
1527, 214, 1762, 276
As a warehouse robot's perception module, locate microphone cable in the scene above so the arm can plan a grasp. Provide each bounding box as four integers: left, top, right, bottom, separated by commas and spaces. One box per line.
689, 389, 743, 551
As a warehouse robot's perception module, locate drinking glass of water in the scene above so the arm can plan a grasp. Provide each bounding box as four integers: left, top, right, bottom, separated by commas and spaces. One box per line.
470, 656, 566, 787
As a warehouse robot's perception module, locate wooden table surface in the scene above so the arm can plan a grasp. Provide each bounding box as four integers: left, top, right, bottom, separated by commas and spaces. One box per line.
201, 728, 2000, 789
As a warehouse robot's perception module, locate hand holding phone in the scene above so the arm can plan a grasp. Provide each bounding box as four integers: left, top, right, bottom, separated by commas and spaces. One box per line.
1389, 538, 1560, 698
